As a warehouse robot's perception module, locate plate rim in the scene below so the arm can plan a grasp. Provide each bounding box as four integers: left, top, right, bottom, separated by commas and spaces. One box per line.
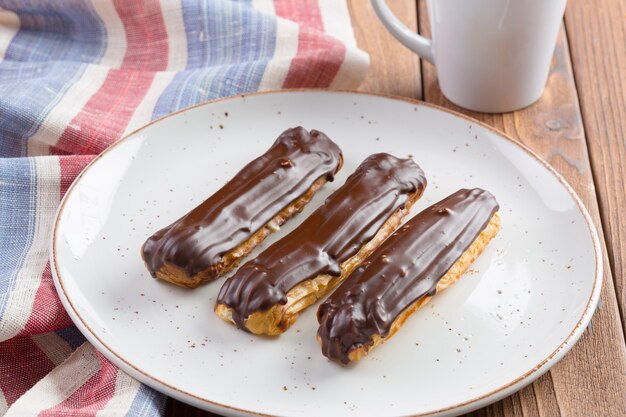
50, 89, 603, 417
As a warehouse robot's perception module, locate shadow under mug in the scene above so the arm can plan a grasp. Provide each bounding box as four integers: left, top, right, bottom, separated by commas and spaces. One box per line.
371, 0, 568, 113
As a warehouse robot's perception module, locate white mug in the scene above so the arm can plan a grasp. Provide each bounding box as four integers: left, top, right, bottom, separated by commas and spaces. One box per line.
371, 0, 568, 113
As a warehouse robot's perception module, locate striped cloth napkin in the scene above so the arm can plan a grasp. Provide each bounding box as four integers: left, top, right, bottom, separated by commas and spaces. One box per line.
0, 0, 368, 415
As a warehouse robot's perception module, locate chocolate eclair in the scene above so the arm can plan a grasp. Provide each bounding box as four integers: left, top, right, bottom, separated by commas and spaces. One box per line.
215, 153, 427, 335
317, 188, 500, 364
142, 127, 343, 288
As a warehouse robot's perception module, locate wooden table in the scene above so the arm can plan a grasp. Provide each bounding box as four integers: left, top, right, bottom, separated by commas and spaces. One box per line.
167, 0, 626, 415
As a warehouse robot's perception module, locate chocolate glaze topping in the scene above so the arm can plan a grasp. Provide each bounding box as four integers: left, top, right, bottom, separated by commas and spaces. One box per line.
216, 153, 426, 328
142, 127, 342, 278
317, 188, 499, 364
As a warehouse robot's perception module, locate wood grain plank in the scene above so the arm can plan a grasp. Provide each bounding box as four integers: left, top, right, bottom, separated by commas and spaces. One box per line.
531, 372, 562, 417
164, 1, 422, 416
349, 0, 422, 98
165, 398, 220, 417
416, 0, 626, 416
564, 0, 626, 333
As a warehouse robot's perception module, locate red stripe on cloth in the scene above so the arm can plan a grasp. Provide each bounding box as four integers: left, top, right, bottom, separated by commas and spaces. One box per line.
274, 0, 324, 30
38, 352, 119, 417
113, 0, 170, 71
55, 0, 168, 154
59, 155, 97, 196
18, 263, 73, 337
54, 69, 158, 154
0, 337, 56, 408
274, 0, 346, 88
280, 29, 346, 88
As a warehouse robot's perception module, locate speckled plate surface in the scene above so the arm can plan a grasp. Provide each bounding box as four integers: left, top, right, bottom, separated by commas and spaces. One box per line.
51, 90, 602, 417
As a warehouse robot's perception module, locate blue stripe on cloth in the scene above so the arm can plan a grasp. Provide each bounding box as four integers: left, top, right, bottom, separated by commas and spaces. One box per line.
0, 0, 106, 157
124, 384, 167, 417
54, 326, 86, 350
152, 0, 276, 118
0, 158, 36, 323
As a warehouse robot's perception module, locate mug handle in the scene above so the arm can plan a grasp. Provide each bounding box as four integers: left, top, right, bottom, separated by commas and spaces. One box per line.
370, 0, 434, 64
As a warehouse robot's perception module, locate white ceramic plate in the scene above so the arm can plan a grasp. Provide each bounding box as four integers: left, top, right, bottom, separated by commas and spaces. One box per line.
52, 91, 602, 417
